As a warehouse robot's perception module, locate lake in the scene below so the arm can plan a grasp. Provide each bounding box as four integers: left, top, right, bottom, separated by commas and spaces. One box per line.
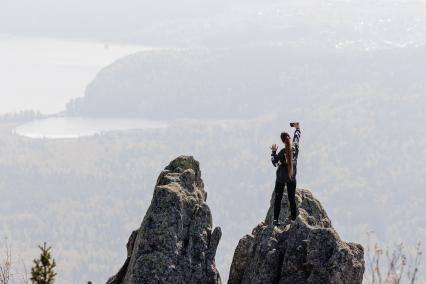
14, 117, 168, 138
0, 35, 154, 115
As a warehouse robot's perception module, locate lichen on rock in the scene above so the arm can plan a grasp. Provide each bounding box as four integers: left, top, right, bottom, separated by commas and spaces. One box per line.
228, 188, 365, 284
107, 156, 221, 284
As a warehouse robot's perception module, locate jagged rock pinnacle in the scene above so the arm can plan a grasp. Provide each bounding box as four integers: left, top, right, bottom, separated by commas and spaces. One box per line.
228, 188, 365, 284
107, 155, 222, 284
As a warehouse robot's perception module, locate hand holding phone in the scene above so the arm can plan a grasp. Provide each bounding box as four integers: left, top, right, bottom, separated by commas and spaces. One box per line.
290, 122, 299, 128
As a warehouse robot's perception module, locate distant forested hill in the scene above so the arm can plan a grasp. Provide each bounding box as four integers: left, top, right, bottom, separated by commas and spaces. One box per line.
66, 46, 426, 120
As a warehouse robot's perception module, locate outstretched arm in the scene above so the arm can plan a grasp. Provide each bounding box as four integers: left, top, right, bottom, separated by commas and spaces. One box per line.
292, 123, 301, 159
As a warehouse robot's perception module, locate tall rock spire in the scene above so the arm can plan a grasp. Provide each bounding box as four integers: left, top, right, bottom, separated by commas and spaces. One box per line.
107, 156, 222, 284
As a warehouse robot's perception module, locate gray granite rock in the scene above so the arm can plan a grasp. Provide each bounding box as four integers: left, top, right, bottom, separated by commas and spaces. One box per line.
228, 188, 365, 284
107, 156, 222, 284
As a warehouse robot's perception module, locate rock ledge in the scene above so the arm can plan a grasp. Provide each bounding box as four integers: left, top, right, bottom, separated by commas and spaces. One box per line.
228, 188, 365, 284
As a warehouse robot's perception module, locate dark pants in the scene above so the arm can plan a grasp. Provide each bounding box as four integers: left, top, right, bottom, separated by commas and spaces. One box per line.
274, 179, 297, 221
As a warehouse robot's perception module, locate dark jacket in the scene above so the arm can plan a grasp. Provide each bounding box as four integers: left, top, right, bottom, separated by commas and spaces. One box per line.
271, 128, 301, 183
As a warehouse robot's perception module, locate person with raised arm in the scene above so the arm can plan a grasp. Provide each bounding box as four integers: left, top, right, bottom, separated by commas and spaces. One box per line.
270, 122, 301, 226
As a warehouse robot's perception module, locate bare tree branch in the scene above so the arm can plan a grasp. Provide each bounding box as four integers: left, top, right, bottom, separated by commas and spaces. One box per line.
365, 233, 422, 284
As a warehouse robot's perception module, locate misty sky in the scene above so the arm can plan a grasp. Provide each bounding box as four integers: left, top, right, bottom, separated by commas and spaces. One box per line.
2, 0, 426, 116
2, 0, 426, 115
0, 37, 147, 114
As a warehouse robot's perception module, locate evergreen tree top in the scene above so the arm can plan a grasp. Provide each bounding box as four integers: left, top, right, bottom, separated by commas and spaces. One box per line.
31, 242, 57, 284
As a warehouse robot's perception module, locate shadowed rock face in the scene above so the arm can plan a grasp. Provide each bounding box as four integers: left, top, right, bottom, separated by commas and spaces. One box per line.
107, 156, 222, 284
228, 188, 365, 284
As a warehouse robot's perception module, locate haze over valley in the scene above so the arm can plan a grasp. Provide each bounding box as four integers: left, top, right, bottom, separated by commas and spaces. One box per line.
1, 1, 425, 283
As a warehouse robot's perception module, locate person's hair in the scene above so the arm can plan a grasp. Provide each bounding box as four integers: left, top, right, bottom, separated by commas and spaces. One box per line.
280, 132, 293, 178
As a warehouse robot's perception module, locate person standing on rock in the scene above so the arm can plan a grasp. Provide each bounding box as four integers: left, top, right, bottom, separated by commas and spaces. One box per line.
270, 122, 301, 226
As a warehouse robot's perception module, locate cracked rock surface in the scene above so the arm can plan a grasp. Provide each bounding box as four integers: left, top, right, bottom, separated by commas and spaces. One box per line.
228, 188, 365, 284
107, 156, 222, 284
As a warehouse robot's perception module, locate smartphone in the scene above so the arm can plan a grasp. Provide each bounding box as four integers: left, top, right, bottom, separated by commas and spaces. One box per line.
290, 122, 298, 127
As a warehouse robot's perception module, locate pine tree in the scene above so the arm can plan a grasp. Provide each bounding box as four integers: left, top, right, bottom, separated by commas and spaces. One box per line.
30, 243, 56, 284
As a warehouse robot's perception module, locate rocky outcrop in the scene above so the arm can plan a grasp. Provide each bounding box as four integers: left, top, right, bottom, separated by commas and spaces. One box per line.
228, 188, 365, 284
107, 156, 222, 284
